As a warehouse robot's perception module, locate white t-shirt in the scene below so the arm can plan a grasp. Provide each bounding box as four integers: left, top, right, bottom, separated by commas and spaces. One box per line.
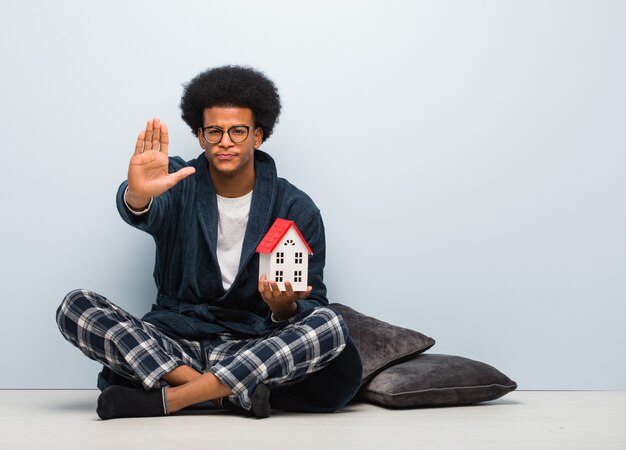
216, 191, 253, 290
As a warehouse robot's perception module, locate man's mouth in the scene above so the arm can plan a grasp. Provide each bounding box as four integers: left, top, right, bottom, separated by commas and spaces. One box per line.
215, 154, 237, 160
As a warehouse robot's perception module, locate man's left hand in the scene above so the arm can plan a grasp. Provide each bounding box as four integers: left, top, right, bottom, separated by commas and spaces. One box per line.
258, 274, 312, 321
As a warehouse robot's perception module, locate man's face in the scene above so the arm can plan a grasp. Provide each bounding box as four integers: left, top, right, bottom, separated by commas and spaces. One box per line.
199, 106, 263, 178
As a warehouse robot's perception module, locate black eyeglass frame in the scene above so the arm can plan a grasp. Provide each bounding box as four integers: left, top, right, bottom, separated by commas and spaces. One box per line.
200, 125, 255, 144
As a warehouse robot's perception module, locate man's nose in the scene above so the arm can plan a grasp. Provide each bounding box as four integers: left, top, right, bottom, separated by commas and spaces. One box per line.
219, 132, 234, 146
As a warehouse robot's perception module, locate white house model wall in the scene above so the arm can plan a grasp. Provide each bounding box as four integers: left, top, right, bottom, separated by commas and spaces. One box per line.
259, 227, 310, 291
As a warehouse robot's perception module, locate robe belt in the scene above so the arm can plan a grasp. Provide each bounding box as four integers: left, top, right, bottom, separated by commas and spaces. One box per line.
153, 294, 270, 337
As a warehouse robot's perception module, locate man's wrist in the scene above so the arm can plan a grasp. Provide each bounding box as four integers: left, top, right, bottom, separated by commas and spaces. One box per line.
124, 187, 153, 214
271, 302, 298, 322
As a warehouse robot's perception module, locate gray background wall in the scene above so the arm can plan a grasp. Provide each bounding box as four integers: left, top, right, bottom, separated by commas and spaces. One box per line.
0, 0, 624, 389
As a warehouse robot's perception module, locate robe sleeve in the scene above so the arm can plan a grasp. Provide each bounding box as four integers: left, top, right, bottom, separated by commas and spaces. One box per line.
116, 182, 174, 237
115, 156, 187, 237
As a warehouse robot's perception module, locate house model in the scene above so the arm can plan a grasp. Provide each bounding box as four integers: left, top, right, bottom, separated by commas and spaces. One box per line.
256, 218, 313, 292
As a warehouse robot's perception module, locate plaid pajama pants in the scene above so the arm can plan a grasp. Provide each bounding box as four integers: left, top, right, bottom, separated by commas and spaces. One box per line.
56, 289, 348, 411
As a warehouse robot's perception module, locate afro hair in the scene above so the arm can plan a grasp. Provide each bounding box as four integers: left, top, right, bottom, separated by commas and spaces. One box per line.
180, 65, 282, 142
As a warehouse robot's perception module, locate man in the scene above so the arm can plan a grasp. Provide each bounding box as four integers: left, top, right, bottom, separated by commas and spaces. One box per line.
56, 65, 362, 420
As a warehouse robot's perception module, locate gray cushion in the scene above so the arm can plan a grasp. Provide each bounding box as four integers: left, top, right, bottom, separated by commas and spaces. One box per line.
360, 353, 518, 408
330, 304, 435, 384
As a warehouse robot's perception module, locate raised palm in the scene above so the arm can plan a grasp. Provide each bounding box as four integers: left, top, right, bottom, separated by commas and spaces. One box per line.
127, 118, 196, 206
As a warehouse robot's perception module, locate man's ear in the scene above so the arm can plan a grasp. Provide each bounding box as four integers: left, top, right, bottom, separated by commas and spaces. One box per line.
198, 129, 205, 149
253, 127, 263, 149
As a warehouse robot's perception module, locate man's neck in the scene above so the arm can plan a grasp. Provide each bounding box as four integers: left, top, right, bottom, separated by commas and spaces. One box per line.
209, 165, 255, 198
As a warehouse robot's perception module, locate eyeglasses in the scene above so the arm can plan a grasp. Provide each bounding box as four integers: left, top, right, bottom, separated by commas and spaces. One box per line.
201, 125, 254, 144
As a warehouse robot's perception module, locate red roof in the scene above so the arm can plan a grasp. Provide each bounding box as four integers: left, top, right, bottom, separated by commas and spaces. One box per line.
256, 218, 313, 254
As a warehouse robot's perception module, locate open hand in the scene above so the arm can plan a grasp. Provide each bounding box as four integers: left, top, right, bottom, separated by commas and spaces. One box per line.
258, 274, 312, 320
126, 118, 196, 209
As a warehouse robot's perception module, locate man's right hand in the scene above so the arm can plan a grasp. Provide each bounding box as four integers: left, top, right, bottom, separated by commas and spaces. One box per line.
126, 118, 196, 210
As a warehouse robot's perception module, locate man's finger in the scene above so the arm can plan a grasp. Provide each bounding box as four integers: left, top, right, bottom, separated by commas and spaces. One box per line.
144, 120, 154, 151
163, 167, 196, 191
160, 121, 169, 155
297, 286, 313, 300
152, 118, 161, 151
171, 167, 196, 183
270, 281, 282, 298
259, 276, 274, 302
284, 281, 295, 299
258, 274, 267, 295
134, 130, 145, 156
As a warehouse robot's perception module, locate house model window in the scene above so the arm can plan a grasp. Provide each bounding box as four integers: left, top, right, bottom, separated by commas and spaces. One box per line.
256, 218, 313, 292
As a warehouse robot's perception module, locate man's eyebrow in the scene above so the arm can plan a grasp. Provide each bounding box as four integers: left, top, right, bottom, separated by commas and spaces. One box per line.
204, 124, 249, 128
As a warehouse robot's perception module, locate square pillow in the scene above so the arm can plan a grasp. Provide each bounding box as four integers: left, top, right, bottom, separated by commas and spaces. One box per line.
360, 353, 518, 408
330, 303, 435, 384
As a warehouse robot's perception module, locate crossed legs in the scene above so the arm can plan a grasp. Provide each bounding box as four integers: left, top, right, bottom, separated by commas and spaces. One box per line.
57, 289, 347, 419
164, 366, 231, 412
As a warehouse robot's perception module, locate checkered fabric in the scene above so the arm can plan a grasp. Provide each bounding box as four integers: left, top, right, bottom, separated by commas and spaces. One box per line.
56, 289, 347, 411
56, 289, 204, 389
206, 307, 347, 409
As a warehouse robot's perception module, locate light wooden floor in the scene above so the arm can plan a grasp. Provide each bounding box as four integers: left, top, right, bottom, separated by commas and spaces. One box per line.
0, 390, 623, 449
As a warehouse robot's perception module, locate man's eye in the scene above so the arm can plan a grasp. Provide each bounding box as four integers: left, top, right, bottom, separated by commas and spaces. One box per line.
232, 129, 245, 135
207, 130, 221, 136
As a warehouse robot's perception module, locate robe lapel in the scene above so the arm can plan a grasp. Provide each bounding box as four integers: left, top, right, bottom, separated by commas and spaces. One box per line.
239, 150, 278, 271
194, 155, 220, 271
